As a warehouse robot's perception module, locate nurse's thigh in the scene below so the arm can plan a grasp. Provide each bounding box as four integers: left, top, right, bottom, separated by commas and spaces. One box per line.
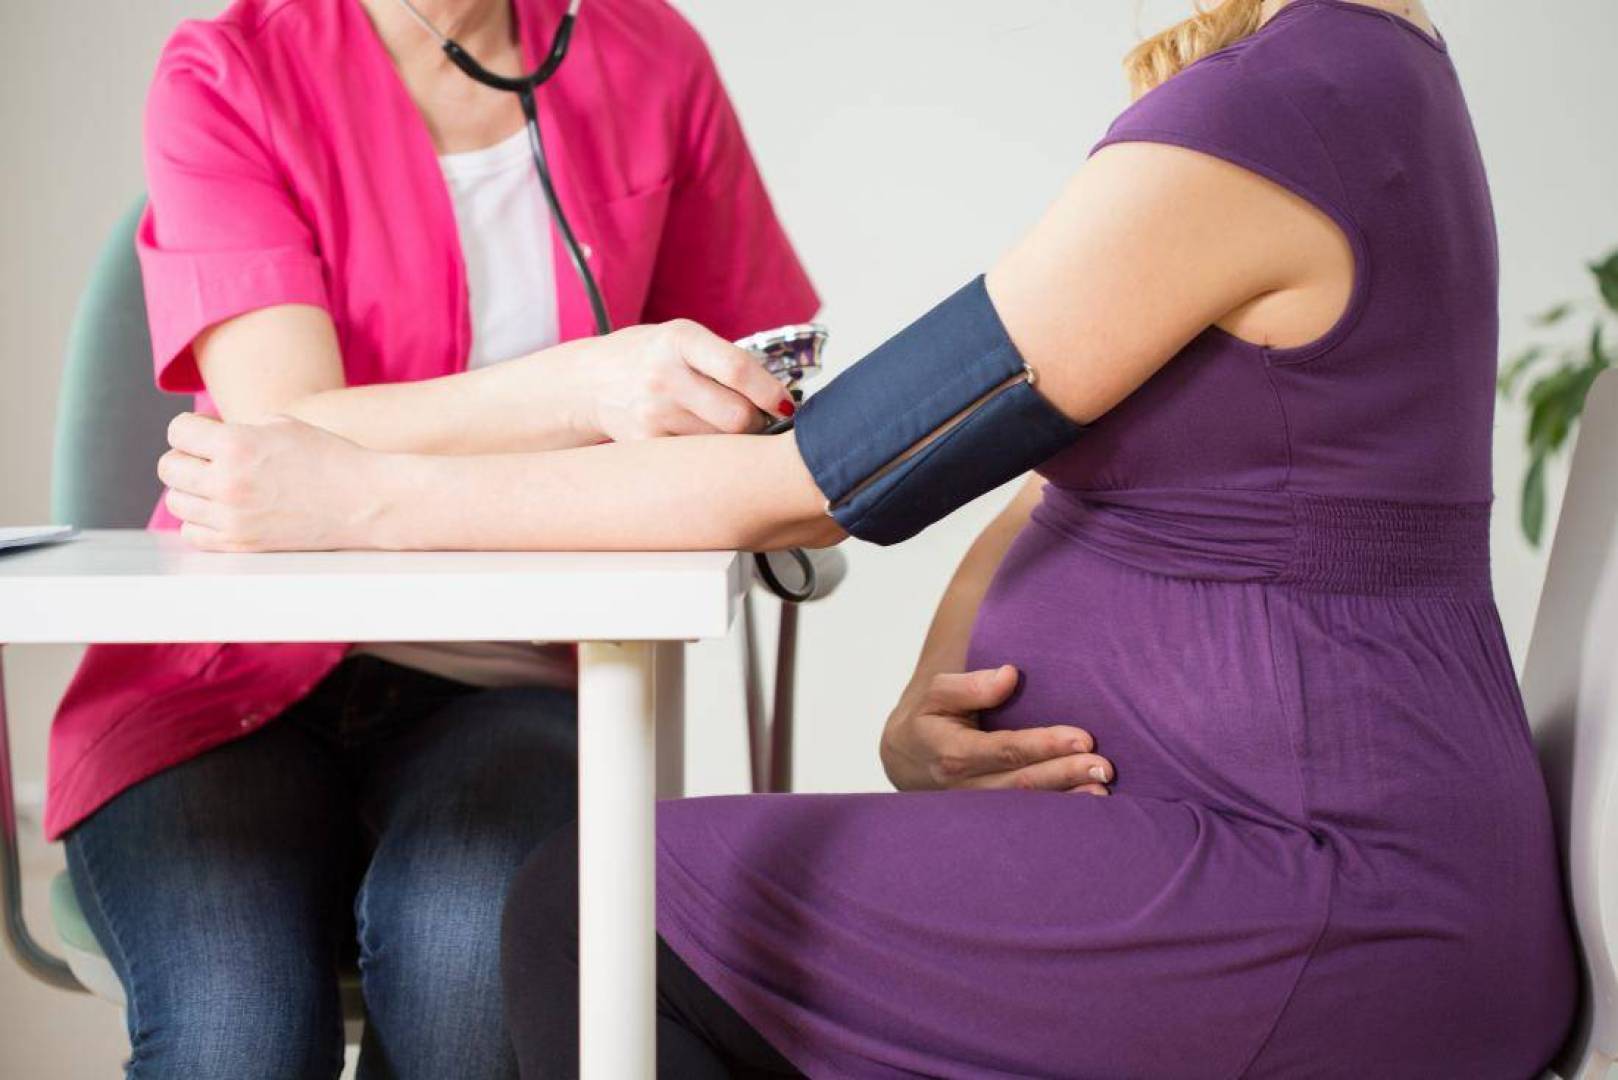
64, 718, 356, 1080
353, 685, 577, 1080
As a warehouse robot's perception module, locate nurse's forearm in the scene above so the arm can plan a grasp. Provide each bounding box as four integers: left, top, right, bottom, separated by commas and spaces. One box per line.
368, 431, 843, 553
279, 343, 600, 454
197, 304, 603, 454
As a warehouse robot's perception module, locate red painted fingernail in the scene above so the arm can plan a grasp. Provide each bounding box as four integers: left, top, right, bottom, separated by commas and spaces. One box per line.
778, 398, 796, 418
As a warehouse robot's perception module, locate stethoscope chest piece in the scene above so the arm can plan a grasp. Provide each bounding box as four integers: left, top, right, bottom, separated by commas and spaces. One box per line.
735, 324, 829, 393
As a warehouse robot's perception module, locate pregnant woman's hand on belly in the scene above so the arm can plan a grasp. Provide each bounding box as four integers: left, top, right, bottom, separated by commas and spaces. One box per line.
881, 665, 1113, 794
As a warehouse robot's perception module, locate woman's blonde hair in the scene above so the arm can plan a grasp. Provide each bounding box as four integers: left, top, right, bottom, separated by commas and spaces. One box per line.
1123, 0, 1266, 97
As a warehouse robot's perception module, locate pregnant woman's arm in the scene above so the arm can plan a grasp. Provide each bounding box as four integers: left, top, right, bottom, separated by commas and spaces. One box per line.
158, 138, 1351, 551
194, 305, 794, 455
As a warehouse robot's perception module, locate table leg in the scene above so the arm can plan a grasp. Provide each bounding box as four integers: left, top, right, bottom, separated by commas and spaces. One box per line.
654, 642, 685, 800
577, 641, 658, 1080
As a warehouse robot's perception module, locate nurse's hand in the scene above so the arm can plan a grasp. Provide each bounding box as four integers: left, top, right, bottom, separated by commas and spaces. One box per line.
585, 320, 795, 442
881, 665, 1114, 795
160, 413, 379, 552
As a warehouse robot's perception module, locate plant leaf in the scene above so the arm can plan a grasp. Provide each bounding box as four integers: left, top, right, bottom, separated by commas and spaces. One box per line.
1524, 360, 1570, 408
1532, 302, 1574, 327
1525, 361, 1591, 454
1526, 395, 1563, 454
1498, 346, 1545, 396
1593, 251, 1618, 315
1522, 454, 1546, 547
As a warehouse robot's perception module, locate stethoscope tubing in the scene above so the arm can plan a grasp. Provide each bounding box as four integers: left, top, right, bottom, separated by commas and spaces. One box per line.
394, 0, 611, 336
397, 0, 817, 602
517, 87, 613, 337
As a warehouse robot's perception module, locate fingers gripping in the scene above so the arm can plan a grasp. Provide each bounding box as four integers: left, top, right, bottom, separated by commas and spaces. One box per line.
677, 322, 790, 418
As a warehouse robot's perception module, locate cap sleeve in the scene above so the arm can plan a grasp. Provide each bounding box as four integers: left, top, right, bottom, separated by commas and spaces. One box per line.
137, 23, 330, 393
1089, 49, 1371, 364
639, 18, 818, 339
1092, 50, 1356, 242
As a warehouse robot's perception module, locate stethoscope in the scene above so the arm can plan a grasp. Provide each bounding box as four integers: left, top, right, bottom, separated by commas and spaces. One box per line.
394, 0, 612, 337
393, 0, 828, 602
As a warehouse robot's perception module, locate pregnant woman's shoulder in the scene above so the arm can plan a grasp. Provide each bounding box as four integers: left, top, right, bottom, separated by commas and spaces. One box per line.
1093, 20, 1355, 225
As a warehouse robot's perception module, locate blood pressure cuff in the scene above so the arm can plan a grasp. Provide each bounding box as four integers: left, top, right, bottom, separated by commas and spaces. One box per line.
794, 275, 1083, 546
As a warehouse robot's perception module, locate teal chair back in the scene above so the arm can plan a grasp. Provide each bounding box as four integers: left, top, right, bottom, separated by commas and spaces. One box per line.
2, 198, 185, 998
50, 198, 184, 528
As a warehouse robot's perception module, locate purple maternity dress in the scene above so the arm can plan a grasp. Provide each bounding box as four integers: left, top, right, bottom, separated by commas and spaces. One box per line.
656, 3, 1578, 1076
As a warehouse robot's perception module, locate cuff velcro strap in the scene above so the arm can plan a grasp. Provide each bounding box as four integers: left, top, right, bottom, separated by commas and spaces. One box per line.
795, 276, 1083, 546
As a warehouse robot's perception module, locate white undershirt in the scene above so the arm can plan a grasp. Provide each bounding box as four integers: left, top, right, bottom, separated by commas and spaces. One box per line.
356, 128, 573, 689
441, 127, 561, 369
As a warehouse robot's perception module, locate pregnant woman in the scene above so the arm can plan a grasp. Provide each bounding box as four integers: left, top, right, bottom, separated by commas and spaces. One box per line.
50, 0, 820, 1077
159, 0, 1579, 1075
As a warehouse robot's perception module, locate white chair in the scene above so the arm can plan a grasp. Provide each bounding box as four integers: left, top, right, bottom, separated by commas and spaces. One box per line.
1524, 369, 1618, 1080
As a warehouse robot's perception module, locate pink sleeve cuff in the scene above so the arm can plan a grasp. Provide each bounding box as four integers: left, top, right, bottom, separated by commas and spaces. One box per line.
137, 229, 330, 393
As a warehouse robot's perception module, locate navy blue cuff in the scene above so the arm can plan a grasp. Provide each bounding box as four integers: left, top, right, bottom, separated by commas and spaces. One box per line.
795, 276, 1083, 545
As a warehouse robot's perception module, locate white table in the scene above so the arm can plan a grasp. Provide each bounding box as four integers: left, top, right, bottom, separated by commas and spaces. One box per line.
0, 529, 746, 1079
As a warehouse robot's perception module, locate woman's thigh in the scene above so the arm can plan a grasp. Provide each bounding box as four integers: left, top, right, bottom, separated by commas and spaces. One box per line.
65, 717, 357, 1080
351, 685, 578, 1080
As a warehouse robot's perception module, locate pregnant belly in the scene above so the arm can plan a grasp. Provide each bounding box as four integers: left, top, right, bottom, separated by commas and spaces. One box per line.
966, 519, 1306, 825
966, 517, 1549, 841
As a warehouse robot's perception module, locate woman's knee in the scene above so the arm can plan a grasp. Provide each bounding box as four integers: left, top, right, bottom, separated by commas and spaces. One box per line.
355, 852, 507, 1022
127, 955, 343, 1080
355, 836, 553, 1077
359, 802, 567, 984
501, 825, 580, 974
499, 827, 581, 1078
65, 824, 347, 1080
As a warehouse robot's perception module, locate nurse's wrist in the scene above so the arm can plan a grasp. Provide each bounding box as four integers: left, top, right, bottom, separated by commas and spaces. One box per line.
525, 339, 612, 444
365, 451, 438, 551
470, 345, 604, 449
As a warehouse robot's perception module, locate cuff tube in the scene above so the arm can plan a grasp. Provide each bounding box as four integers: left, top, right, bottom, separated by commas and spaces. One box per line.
795, 276, 1083, 546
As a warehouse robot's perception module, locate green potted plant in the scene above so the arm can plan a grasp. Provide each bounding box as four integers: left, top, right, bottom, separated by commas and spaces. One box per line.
1497, 250, 1616, 545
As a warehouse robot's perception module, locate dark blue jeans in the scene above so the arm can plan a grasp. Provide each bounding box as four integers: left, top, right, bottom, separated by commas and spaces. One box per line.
64, 656, 578, 1080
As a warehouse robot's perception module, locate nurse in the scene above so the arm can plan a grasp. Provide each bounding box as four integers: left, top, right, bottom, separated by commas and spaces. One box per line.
48, 1, 850, 1077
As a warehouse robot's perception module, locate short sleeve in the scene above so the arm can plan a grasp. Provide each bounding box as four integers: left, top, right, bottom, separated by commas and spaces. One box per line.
137, 23, 330, 393
1088, 47, 1371, 364
1091, 50, 1354, 234
639, 27, 819, 340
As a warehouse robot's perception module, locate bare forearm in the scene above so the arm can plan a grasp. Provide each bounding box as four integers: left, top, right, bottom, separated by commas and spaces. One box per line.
369, 431, 842, 552
274, 341, 601, 455
197, 304, 610, 454
901, 477, 1046, 696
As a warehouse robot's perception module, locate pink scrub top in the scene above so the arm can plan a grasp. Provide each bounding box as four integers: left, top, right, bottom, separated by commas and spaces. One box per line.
45, 0, 818, 840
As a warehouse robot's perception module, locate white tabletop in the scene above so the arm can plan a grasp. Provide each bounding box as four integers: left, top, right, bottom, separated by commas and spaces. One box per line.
0, 530, 744, 644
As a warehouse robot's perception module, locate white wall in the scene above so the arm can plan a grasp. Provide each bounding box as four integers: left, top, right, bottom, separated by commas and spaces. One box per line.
1, 1, 1615, 1074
